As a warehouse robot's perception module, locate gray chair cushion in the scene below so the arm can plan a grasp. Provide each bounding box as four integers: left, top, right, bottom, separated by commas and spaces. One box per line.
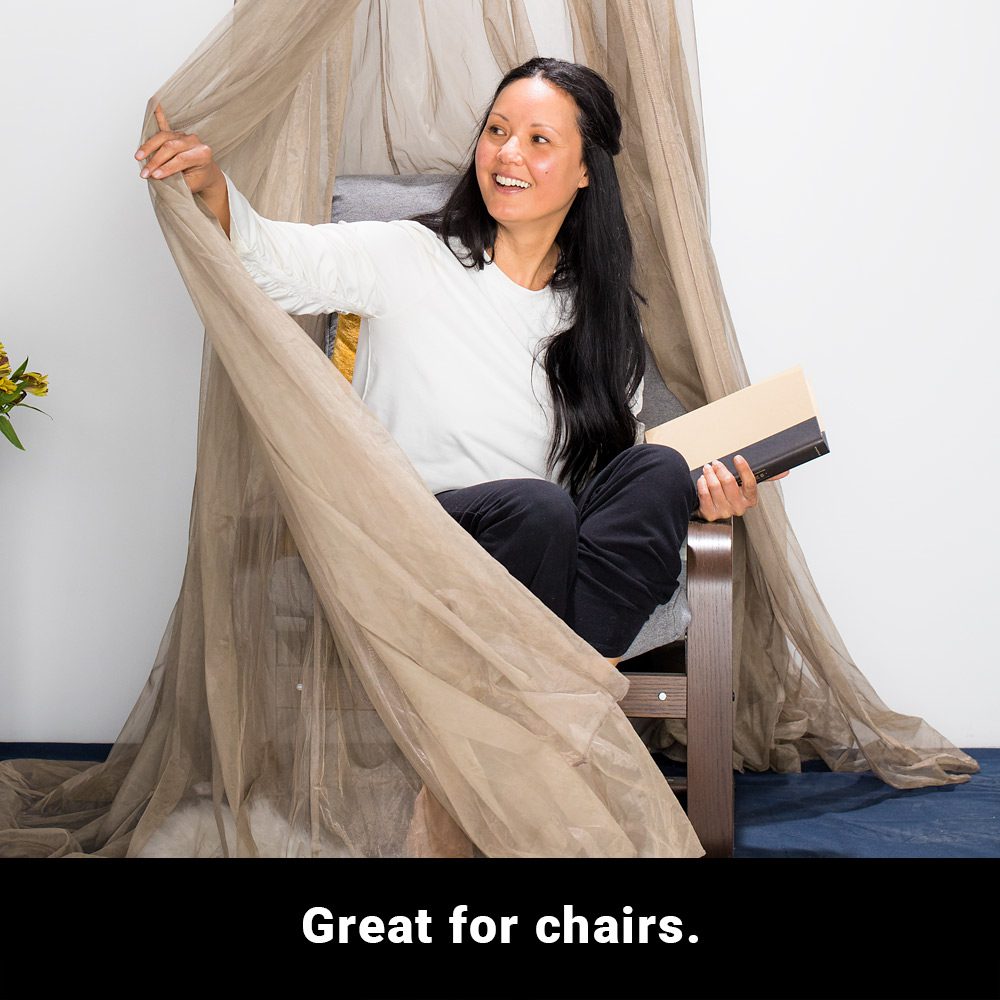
620, 539, 691, 660
325, 174, 692, 661
332, 173, 458, 223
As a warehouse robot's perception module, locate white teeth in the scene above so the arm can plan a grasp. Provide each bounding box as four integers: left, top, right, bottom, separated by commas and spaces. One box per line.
495, 174, 530, 188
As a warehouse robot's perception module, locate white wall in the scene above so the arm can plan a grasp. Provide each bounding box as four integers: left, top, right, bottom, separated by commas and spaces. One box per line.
0, 1, 232, 741
1, 1, 995, 748
692, 0, 999, 746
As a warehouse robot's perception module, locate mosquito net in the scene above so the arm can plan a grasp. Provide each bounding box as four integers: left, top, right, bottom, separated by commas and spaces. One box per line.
0, 0, 977, 859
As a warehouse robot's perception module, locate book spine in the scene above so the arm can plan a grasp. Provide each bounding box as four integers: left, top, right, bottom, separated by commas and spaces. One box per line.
687, 419, 830, 491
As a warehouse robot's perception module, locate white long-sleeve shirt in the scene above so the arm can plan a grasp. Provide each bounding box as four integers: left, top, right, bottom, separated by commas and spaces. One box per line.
224, 173, 644, 495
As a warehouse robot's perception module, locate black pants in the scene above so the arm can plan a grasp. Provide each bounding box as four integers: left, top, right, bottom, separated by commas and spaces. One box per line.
434, 443, 699, 657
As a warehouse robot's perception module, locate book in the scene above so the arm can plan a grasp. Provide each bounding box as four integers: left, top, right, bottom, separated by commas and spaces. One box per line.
644, 366, 829, 490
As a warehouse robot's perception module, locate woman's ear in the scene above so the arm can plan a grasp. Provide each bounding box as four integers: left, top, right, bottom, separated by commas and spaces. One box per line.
579, 168, 589, 189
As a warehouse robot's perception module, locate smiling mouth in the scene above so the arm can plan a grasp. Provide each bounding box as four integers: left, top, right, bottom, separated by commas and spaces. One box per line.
492, 173, 532, 191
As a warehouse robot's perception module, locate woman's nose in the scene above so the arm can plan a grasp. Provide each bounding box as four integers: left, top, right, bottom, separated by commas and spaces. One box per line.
498, 136, 523, 164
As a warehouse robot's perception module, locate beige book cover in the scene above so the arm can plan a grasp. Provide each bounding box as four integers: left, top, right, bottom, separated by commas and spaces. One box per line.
644, 366, 829, 488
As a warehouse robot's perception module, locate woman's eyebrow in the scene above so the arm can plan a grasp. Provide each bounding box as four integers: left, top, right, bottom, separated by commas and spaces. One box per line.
490, 111, 562, 135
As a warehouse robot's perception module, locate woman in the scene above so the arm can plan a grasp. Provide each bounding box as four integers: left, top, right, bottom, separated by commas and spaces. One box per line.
135, 57, 783, 667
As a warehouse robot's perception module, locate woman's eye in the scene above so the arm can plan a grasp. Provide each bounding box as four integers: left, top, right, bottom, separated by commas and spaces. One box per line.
485, 126, 547, 143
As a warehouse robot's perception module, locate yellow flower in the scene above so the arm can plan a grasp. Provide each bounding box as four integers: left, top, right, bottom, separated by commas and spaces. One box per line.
0, 376, 18, 395
0, 359, 9, 378
21, 372, 48, 397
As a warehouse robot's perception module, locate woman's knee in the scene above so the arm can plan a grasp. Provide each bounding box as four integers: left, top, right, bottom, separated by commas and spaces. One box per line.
507, 479, 579, 541
631, 441, 692, 481
630, 443, 698, 512
630, 441, 684, 471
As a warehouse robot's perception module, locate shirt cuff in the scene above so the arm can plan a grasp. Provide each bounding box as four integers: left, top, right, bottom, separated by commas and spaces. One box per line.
223, 171, 258, 258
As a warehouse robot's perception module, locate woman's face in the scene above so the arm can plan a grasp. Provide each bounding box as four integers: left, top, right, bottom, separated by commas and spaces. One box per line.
475, 76, 589, 236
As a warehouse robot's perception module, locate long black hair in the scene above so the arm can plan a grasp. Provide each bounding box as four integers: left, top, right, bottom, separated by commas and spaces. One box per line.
412, 57, 645, 498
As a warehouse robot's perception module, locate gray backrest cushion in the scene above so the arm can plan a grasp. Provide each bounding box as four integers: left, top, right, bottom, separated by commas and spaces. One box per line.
332, 174, 458, 224
638, 341, 687, 425
328, 174, 688, 423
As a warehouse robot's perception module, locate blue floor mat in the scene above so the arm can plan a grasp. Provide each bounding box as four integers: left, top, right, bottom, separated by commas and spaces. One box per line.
732, 748, 998, 858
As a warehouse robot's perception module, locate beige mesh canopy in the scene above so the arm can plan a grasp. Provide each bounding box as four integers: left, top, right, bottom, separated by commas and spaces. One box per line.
0, 0, 977, 859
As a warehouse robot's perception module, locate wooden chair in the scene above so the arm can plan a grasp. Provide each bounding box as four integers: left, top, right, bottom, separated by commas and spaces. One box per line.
324, 174, 735, 858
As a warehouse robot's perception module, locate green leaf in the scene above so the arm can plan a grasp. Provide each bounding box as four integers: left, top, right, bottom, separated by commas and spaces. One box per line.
0, 414, 25, 450
11, 356, 28, 381
16, 403, 51, 418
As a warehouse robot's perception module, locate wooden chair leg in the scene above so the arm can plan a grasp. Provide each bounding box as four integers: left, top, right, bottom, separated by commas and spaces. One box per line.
685, 521, 734, 858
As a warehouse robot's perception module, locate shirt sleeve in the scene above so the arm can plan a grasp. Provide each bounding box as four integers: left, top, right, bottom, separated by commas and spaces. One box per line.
224, 172, 430, 318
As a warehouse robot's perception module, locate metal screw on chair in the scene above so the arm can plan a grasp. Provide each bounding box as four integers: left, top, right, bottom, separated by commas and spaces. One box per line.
658, 691, 667, 701
296, 682, 303, 691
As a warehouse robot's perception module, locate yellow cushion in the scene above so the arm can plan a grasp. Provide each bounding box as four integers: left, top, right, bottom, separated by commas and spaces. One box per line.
332, 312, 361, 383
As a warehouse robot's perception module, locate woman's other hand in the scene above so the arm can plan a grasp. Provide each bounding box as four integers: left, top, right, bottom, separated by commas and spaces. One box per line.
695, 455, 790, 521
134, 104, 231, 236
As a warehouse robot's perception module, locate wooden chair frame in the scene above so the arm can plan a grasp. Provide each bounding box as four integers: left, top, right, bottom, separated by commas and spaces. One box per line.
618, 519, 734, 858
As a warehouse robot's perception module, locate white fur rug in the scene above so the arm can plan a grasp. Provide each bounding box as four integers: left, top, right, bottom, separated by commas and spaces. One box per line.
135, 782, 352, 858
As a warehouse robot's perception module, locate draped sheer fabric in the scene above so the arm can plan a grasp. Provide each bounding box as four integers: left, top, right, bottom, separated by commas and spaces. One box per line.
0, 0, 976, 860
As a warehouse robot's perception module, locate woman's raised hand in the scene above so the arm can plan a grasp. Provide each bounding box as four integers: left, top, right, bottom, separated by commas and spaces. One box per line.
134, 105, 231, 234
695, 455, 790, 521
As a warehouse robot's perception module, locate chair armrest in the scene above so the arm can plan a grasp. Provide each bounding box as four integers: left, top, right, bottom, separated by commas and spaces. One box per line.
684, 518, 734, 858
685, 519, 734, 633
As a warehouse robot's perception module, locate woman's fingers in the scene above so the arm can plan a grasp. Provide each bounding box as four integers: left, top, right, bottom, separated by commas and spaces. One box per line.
136, 129, 186, 168
136, 105, 202, 180
139, 136, 182, 177
697, 457, 785, 521
147, 143, 205, 180
701, 458, 756, 518
712, 459, 746, 514
138, 135, 217, 190
700, 463, 731, 517
134, 127, 219, 195
140, 134, 196, 177
135, 106, 175, 162
136, 130, 171, 163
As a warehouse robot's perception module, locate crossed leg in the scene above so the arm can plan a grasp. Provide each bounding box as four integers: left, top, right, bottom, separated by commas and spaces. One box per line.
435, 443, 698, 660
